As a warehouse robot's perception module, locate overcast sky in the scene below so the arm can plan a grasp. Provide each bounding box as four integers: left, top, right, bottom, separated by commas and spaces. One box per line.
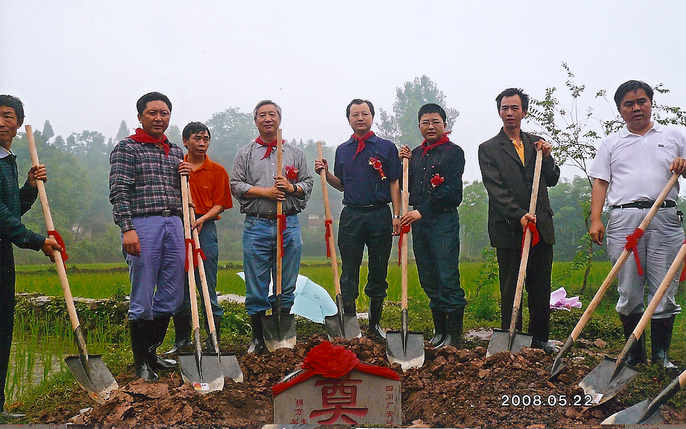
2, 0, 685, 182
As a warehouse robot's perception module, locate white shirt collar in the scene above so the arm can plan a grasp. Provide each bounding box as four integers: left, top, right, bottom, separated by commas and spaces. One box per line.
619, 121, 663, 138
0, 145, 12, 159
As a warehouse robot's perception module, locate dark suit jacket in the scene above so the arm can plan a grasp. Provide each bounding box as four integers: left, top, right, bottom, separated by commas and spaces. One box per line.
478, 128, 560, 249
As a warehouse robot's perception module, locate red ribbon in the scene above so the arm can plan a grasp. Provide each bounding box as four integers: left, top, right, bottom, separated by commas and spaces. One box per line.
624, 228, 645, 276
521, 221, 540, 253
194, 248, 206, 267
324, 219, 333, 258
277, 214, 287, 255
351, 131, 374, 159
680, 239, 686, 282
397, 224, 411, 266
129, 128, 170, 157
184, 238, 195, 272
47, 229, 68, 262
420, 132, 451, 156
256, 137, 283, 160
272, 341, 399, 397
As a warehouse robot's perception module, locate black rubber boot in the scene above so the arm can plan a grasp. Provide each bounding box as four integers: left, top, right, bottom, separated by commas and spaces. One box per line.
430, 308, 447, 347
203, 315, 223, 353
149, 317, 177, 371
164, 313, 192, 355
129, 319, 158, 382
343, 300, 356, 315
620, 313, 647, 366
247, 311, 266, 354
368, 298, 386, 341
438, 309, 463, 349
651, 315, 678, 372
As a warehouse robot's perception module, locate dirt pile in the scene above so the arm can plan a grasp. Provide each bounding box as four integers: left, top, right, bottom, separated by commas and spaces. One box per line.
58, 334, 684, 428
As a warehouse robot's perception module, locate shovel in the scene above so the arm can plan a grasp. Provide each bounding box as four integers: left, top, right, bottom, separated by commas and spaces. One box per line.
386, 158, 425, 371
487, 148, 543, 357
579, 238, 686, 406
317, 142, 361, 340
189, 208, 243, 383
262, 129, 297, 351
178, 175, 224, 393
25, 125, 118, 404
550, 173, 679, 379
601, 368, 686, 425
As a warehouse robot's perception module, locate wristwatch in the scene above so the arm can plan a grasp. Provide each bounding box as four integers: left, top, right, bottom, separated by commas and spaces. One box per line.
393, 215, 401, 219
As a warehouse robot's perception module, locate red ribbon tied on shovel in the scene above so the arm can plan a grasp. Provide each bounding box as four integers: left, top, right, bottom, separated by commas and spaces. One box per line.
521, 221, 540, 253
194, 247, 206, 266
680, 239, 686, 282
624, 228, 644, 276
184, 238, 195, 272
324, 219, 333, 258
277, 214, 287, 255
47, 229, 69, 262
397, 224, 411, 266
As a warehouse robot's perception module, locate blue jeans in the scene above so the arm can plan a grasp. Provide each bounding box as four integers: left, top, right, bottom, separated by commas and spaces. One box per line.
125, 215, 185, 320
177, 219, 224, 318
412, 210, 466, 312
242, 214, 302, 315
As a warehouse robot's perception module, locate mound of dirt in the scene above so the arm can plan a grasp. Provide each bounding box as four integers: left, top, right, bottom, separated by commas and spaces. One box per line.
59, 334, 684, 428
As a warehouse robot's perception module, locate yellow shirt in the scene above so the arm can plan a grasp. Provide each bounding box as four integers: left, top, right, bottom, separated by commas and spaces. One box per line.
512, 139, 524, 164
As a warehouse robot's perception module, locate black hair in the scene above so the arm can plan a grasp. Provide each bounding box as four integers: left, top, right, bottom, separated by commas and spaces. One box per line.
614, 80, 654, 110
136, 92, 172, 115
0, 95, 25, 124
182, 122, 211, 140
253, 100, 282, 120
417, 103, 446, 123
496, 88, 529, 112
346, 99, 375, 118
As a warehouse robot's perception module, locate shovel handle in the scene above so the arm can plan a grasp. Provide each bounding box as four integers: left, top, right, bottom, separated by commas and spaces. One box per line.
401, 158, 409, 310
26, 125, 83, 335
567, 173, 679, 342
189, 207, 218, 339
276, 129, 283, 297
181, 175, 202, 338
316, 142, 342, 296
509, 148, 543, 334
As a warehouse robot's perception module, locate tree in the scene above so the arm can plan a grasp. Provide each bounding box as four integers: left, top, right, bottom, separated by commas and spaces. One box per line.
206, 107, 256, 168
376, 75, 459, 148
458, 181, 489, 261
116, 120, 129, 140
42, 120, 54, 142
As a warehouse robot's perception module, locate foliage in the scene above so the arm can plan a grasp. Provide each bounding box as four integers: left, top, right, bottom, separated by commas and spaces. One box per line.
459, 181, 490, 261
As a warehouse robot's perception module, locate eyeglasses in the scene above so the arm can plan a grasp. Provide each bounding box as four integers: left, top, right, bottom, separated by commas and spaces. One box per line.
350, 112, 371, 119
419, 120, 444, 127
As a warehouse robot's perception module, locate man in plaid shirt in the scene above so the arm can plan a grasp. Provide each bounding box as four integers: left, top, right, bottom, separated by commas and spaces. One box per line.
109, 92, 191, 381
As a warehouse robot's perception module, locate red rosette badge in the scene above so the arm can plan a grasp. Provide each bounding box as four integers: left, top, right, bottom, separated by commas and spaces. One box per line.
430, 173, 445, 188
302, 341, 359, 378
285, 165, 299, 182
368, 157, 386, 180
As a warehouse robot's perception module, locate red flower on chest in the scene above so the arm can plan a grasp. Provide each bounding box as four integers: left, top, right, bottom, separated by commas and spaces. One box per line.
430, 173, 445, 188
284, 165, 299, 181
368, 157, 386, 180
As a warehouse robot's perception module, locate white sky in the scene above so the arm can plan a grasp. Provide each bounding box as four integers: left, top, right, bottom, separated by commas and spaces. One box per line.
2, 0, 685, 182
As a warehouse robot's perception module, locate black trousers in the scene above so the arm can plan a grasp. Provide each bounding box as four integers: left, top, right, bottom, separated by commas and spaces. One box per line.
0, 241, 16, 408
496, 243, 553, 342
338, 205, 392, 302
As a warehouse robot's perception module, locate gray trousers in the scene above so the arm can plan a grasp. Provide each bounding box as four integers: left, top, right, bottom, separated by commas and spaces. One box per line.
606, 207, 683, 318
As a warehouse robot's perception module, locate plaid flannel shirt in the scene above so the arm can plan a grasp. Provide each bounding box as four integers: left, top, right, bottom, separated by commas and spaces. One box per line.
109, 137, 184, 232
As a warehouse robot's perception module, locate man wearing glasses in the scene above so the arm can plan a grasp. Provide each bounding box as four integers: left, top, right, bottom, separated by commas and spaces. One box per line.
314, 99, 401, 341
478, 88, 560, 354
399, 103, 466, 348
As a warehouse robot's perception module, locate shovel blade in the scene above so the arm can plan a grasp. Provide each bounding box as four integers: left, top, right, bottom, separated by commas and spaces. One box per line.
262, 313, 297, 352
220, 354, 244, 383
579, 356, 639, 406
601, 399, 665, 425
486, 329, 533, 357
386, 331, 425, 371
179, 354, 224, 394
64, 354, 118, 405
325, 313, 361, 340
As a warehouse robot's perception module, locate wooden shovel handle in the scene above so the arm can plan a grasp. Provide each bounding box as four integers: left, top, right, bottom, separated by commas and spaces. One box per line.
401, 158, 409, 310
181, 175, 201, 333
26, 125, 82, 334
189, 202, 217, 334
568, 173, 679, 341
276, 129, 283, 296
316, 142, 342, 295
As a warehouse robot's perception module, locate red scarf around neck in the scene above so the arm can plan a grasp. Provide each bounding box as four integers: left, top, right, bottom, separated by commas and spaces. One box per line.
351, 131, 374, 159
421, 133, 450, 156
130, 128, 170, 157
256, 137, 284, 160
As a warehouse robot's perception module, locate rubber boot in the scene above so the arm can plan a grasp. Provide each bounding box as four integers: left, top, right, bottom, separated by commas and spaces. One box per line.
368, 298, 386, 341
129, 319, 158, 381
343, 301, 356, 315
430, 308, 447, 347
247, 311, 267, 354
438, 309, 463, 349
203, 315, 223, 354
164, 313, 192, 355
620, 313, 647, 366
651, 315, 678, 372
148, 317, 178, 371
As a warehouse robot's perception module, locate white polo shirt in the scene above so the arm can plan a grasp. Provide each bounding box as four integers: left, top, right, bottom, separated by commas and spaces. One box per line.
588, 122, 686, 206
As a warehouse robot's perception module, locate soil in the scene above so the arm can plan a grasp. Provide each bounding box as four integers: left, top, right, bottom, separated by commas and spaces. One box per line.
36, 333, 686, 428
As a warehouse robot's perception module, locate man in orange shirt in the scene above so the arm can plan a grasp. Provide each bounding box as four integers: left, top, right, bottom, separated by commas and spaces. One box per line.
167, 122, 233, 353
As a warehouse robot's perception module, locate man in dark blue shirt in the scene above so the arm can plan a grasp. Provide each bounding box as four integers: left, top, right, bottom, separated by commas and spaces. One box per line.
399, 103, 466, 348
314, 99, 401, 341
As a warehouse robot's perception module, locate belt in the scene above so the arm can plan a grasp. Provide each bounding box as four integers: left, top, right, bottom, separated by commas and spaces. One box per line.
252, 210, 299, 220
611, 200, 676, 210
344, 203, 388, 212
139, 209, 181, 217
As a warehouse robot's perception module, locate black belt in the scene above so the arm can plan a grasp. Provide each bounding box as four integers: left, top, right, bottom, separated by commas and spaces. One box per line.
611, 200, 676, 209
141, 209, 181, 217
252, 210, 299, 220
344, 203, 388, 212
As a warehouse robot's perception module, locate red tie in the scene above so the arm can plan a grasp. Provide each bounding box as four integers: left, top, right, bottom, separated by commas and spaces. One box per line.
256, 137, 278, 160
352, 131, 374, 158
421, 133, 450, 156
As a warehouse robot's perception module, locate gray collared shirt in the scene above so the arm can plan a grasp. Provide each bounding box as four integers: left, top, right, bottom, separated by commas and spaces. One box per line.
230, 139, 313, 216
